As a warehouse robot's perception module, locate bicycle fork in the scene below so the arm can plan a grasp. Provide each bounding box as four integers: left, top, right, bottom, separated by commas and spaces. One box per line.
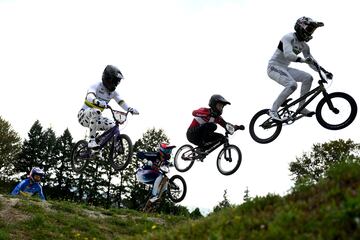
322, 91, 339, 114
224, 146, 233, 162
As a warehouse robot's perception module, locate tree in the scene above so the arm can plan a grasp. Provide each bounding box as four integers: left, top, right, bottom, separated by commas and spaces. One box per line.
46, 128, 75, 200
243, 186, 251, 202
190, 207, 204, 219
14, 120, 46, 176
0, 116, 21, 178
213, 189, 232, 213
289, 139, 360, 186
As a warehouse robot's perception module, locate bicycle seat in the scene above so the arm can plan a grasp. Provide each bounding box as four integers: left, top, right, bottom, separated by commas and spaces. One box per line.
281, 98, 292, 107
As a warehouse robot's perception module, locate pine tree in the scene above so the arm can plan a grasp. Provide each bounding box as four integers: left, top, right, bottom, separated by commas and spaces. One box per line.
213, 189, 231, 213
0, 116, 21, 178
15, 120, 46, 176
243, 186, 251, 202
47, 128, 75, 200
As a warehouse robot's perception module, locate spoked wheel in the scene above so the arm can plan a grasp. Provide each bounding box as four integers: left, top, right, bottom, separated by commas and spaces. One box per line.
249, 109, 282, 144
168, 175, 187, 203
217, 145, 242, 175
316, 92, 357, 130
109, 134, 133, 171
71, 140, 91, 173
174, 144, 196, 172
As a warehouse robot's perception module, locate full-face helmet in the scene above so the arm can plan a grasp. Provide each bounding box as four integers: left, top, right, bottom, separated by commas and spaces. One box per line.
102, 65, 124, 92
208, 94, 231, 117
159, 143, 176, 161
29, 167, 45, 182
294, 16, 324, 42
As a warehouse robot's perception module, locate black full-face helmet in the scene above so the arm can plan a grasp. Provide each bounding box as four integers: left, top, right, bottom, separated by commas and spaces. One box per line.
294, 16, 324, 42
102, 65, 124, 92
208, 94, 231, 117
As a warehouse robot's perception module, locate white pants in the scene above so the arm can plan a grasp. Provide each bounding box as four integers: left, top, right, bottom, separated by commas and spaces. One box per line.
78, 108, 115, 140
268, 65, 313, 111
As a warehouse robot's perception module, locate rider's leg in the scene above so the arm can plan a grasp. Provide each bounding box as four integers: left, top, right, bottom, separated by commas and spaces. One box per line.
78, 108, 115, 148
268, 65, 297, 120
288, 68, 314, 115
150, 174, 163, 202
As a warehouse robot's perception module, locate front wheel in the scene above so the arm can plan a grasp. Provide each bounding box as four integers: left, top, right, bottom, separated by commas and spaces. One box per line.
316, 92, 357, 130
174, 144, 196, 172
168, 175, 187, 203
217, 145, 242, 175
249, 109, 282, 144
71, 140, 90, 173
109, 134, 133, 171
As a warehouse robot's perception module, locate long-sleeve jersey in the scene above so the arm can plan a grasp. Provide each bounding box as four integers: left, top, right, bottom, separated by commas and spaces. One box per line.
188, 107, 226, 129
81, 82, 129, 111
137, 152, 169, 170
11, 178, 46, 201
269, 32, 317, 71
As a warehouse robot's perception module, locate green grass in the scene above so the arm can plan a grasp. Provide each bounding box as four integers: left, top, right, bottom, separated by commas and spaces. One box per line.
1, 161, 359, 239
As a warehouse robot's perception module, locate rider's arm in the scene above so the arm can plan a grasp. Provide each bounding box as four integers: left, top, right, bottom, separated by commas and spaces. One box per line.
10, 179, 28, 195
85, 84, 107, 109
282, 34, 302, 62
302, 44, 318, 71
36, 184, 46, 201
113, 92, 130, 111
215, 116, 227, 128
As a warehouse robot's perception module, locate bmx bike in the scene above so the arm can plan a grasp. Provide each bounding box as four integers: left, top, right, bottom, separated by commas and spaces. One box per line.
249, 59, 357, 144
174, 124, 245, 176
71, 105, 135, 173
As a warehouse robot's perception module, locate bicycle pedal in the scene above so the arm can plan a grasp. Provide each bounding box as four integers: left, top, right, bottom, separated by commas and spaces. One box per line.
306, 112, 315, 117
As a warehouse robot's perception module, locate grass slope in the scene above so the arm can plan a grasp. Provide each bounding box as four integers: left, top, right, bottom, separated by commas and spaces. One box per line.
133, 161, 360, 240
1, 161, 359, 240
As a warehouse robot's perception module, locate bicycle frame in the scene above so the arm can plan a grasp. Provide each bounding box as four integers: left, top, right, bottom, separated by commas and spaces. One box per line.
275, 61, 333, 124
94, 106, 129, 150
278, 82, 326, 122
192, 132, 230, 160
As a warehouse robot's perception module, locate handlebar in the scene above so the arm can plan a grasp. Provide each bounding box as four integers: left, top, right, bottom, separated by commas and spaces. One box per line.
225, 124, 245, 135
107, 105, 131, 124
307, 58, 333, 84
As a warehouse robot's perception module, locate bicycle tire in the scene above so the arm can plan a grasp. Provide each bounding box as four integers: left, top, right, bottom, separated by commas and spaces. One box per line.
109, 134, 133, 171
174, 144, 196, 172
249, 109, 282, 144
316, 92, 357, 130
71, 140, 90, 173
217, 144, 242, 176
168, 175, 187, 203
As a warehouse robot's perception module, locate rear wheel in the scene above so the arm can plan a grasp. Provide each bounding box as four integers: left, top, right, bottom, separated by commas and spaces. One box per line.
168, 175, 187, 203
174, 144, 196, 172
71, 140, 90, 173
109, 134, 133, 171
316, 92, 357, 130
249, 109, 282, 144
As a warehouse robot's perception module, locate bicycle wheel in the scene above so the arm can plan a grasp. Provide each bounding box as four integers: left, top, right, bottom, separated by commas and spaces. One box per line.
174, 144, 196, 172
316, 92, 357, 130
249, 109, 282, 144
109, 134, 133, 171
71, 140, 90, 173
168, 175, 187, 203
217, 144, 242, 175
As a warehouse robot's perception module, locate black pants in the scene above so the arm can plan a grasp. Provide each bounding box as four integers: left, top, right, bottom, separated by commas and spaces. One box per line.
187, 123, 224, 148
